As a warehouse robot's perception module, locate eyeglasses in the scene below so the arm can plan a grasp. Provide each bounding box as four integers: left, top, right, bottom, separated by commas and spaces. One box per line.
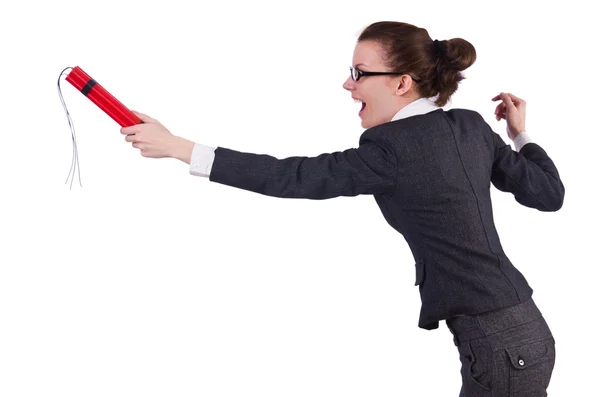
349, 66, 422, 83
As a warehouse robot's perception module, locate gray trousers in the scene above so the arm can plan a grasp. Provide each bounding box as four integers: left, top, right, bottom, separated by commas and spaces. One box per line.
446, 297, 556, 396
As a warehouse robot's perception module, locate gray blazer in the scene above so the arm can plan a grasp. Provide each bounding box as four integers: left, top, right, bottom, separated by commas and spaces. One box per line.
208, 108, 565, 330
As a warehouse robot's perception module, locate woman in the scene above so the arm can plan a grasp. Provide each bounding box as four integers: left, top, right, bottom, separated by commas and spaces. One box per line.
121, 21, 565, 397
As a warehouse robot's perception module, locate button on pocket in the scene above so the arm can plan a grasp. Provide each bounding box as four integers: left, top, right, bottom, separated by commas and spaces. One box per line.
505, 338, 556, 396
506, 339, 551, 369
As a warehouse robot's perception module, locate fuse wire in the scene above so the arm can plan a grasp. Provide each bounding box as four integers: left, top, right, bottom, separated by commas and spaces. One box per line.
57, 66, 82, 189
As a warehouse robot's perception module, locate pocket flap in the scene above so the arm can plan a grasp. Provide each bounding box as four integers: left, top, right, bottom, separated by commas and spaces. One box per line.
414, 259, 425, 286
505, 340, 551, 369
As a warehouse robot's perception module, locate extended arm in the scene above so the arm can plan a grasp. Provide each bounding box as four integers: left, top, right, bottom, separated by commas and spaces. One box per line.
190, 129, 398, 200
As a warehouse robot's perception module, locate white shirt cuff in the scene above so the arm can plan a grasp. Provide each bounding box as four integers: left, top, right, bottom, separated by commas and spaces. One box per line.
189, 143, 216, 178
512, 131, 532, 152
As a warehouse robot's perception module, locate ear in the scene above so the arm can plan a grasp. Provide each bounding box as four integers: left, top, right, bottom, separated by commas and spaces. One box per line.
393, 74, 415, 96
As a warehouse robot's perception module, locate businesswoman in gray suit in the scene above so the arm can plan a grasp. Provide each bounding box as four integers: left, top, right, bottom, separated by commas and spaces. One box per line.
121, 21, 565, 397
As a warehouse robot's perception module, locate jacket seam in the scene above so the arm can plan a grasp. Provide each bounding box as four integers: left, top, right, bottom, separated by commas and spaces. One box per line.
442, 113, 521, 301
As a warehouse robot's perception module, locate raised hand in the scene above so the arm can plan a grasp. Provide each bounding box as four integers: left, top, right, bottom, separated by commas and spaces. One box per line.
491, 92, 526, 141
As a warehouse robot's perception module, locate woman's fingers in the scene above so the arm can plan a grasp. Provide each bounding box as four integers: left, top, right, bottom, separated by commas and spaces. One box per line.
131, 110, 160, 124
492, 92, 526, 140
131, 142, 154, 157
492, 92, 521, 104
494, 100, 506, 120
494, 102, 505, 114
119, 111, 177, 159
496, 93, 515, 110
501, 92, 524, 104
492, 94, 507, 119
492, 92, 523, 119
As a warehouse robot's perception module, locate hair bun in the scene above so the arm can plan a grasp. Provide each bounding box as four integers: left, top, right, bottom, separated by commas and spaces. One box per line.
443, 38, 476, 71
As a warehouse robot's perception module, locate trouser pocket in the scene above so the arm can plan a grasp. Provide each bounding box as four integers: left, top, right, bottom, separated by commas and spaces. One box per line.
458, 341, 492, 392
505, 337, 556, 396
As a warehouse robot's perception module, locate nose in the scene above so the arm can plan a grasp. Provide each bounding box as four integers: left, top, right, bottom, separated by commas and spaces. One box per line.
343, 75, 354, 91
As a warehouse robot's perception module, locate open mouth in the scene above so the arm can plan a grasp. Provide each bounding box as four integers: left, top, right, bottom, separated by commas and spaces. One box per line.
354, 98, 366, 114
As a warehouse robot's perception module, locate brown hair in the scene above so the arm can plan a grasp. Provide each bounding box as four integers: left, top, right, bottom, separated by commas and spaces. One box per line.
357, 21, 476, 107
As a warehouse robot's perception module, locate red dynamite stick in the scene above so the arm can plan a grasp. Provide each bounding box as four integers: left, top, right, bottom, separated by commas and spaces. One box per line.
65, 66, 143, 127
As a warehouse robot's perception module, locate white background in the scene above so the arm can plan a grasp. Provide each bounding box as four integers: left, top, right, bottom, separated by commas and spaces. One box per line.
1, 0, 598, 396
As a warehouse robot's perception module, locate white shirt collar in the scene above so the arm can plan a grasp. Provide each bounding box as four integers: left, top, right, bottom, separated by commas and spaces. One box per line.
390, 96, 443, 121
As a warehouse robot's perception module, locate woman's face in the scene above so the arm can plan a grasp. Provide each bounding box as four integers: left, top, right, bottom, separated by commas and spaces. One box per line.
343, 40, 410, 129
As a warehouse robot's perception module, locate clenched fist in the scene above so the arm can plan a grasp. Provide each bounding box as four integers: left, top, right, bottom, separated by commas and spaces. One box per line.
120, 110, 194, 163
